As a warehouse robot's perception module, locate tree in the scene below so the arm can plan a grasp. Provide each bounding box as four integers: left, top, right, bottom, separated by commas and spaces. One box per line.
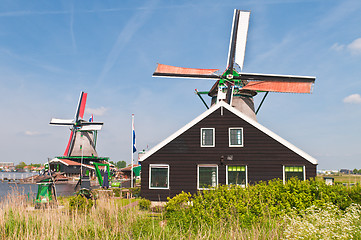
15, 162, 26, 169
116, 161, 127, 169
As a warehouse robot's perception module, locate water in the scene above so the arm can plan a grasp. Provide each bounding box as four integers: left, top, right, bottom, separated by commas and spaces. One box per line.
0, 172, 38, 180
0, 182, 77, 198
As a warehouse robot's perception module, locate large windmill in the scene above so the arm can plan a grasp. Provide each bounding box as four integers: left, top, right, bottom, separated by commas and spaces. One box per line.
153, 9, 315, 121
50, 91, 103, 157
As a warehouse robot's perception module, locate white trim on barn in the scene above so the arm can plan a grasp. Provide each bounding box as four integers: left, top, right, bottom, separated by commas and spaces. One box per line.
149, 164, 170, 190
139, 101, 318, 165
197, 164, 218, 190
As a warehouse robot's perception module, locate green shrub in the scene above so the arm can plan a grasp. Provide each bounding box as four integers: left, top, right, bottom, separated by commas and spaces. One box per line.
164, 178, 361, 232
138, 198, 151, 211
129, 187, 140, 197
112, 188, 121, 197
68, 195, 94, 212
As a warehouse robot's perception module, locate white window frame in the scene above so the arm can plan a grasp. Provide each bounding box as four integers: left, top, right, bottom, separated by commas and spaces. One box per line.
283, 165, 306, 184
228, 127, 244, 147
149, 164, 170, 190
200, 128, 215, 147
226, 165, 248, 187
197, 164, 218, 190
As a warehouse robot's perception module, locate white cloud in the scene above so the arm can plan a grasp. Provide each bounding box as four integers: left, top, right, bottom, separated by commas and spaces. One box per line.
24, 131, 41, 136
330, 42, 344, 51
85, 106, 108, 116
343, 94, 361, 104
347, 38, 361, 55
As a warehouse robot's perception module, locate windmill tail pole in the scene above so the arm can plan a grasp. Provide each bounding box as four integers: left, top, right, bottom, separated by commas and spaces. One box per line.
256, 91, 269, 115
195, 89, 209, 109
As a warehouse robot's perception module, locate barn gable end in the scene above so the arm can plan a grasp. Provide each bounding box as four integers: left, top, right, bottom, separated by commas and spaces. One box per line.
140, 102, 317, 201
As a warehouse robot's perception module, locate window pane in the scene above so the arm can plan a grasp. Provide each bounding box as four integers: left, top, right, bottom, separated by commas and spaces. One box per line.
199, 167, 217, 188
230, 129, 243, 146
228, 166, 246, 186
285, 166, 304, 181
202, 129, 214, 146
150, 167, 168, 188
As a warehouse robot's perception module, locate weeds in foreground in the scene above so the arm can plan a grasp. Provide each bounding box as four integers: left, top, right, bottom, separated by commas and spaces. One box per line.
283, 203, 361, 239
2, 179, 361, 239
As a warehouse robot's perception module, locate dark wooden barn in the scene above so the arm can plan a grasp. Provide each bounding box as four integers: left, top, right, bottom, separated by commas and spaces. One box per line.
139, 101, 317, 201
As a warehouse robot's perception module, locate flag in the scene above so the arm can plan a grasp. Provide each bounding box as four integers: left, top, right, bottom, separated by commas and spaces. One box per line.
89, 114, 93, 122
132, 114, 137, 153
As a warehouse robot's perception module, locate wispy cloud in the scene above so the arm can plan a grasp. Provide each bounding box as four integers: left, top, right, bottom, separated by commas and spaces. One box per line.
330, 43, 344, 52
23, 130, 48, 136
97, 0, 159, 84
0, 48, 67, 73
347, 38, 361, 55
85, 106, 108, 116
0, 10, 69, 17
331, 37, 361, 55
343, 94, 361, 104
70, 2, 77, 52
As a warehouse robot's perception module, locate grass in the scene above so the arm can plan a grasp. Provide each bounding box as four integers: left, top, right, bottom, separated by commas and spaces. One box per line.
0, 188, 284, 239
2, 182, 361, 239
317, 174, 361, 184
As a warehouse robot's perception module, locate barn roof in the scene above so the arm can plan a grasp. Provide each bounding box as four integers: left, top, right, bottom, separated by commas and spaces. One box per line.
49, 158, 95, 170
139, 101, 317, 165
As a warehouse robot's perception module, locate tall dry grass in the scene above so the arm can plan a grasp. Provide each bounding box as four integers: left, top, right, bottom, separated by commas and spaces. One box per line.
0, 188, 283, 239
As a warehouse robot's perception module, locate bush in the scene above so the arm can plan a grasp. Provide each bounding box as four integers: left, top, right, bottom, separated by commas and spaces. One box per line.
112, 188, 121, 197
138, 198, 151, 211
68, 195, 94, 212
129, 187, 140, 197
164, 178, 361, 231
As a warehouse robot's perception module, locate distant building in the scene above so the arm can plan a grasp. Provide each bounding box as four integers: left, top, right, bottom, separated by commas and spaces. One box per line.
0, 162, 15, 171
340, 169, 353, 174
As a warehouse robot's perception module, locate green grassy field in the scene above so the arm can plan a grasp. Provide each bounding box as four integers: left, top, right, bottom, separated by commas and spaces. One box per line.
317, 174, 361, 184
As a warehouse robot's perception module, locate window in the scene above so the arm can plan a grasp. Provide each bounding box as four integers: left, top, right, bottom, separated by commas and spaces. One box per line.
198, 165, 218, 189
149, 164, 169, 189
283, 166, 305, 182
227, 165, 247, 187
201, 128, 215, 147
229, 128, 244, 147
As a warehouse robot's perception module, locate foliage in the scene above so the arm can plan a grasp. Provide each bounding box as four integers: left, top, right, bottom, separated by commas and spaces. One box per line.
112, 188, 121, 197
283, 203, 361, 239
68, 195, 94, 212
129, 187, 140, 197
165, 178, 361, 231
138, 198, 151, 211
4, 180, 361, 239
110, 161, 127, 169
116, 161, 127, 169
15, 162, 26, 169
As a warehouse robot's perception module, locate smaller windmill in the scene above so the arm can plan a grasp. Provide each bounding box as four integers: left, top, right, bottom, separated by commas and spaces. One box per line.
153, 9, 316, 121
50, 91, 103, 157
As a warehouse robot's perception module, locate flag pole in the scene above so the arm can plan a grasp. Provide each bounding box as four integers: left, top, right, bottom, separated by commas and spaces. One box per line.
131, 114, 134, 188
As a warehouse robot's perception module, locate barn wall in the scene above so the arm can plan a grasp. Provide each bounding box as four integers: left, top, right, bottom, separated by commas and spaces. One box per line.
141, 108, 317, 201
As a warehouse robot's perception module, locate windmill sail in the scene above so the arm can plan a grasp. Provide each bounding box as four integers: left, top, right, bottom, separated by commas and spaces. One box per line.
227, 10, 250, 71
50, 118, 74, 125
75, 92, 87, 121
153, 64, 220, 80
152, 9, 316, 119
243, 81, 313, 93
50, 91, 103, 157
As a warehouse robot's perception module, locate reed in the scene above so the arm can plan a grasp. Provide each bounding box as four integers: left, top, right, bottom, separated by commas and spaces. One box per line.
4, 183, 361, 240
0, 188, 282, 239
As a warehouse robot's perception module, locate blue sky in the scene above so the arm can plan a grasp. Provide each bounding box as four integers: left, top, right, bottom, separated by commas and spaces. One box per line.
0, 0, 361, 170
